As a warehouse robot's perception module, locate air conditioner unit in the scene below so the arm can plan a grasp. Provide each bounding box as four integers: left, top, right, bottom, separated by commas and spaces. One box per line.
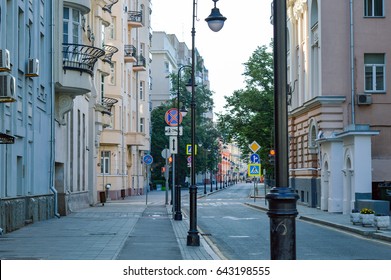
26, 58, 39, 77
0, 49, 11, 72
357, 94, 372, 105
0, 73, 16, 103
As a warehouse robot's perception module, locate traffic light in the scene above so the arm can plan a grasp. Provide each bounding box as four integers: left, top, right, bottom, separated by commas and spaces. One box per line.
268, 149, 275, 164
168, 156, 173, 165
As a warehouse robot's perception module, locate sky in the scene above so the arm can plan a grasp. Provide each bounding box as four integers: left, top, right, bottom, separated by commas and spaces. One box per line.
151, 0, 273, 116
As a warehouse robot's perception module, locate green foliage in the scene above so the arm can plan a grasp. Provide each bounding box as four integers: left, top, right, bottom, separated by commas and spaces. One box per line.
217, 43, 275, 174
150, 71, 220, 185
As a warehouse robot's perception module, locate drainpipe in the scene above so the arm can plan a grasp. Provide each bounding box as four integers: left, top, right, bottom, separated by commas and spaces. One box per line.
50, 0, 60, 218
350, 0, 356, 125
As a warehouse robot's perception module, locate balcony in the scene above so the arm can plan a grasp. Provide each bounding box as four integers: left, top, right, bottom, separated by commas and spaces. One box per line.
0, 132, 15, 144
100, 129, 122, 145
101, 97, 118, 115
124, 45, 137, 63
127, 11, 143, 28
63, 43, 105, 76
102, 0, 119, 13
125, 132, 146, 146
102, 44, 119, 65
133, 55, 146, 72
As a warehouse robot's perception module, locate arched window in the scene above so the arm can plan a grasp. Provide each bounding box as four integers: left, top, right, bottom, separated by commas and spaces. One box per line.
308, 119, 318, 153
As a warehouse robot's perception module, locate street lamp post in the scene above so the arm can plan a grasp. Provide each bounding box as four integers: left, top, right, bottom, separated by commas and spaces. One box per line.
265, 0, 299, 260
187, 0, 226, 247
174, 65, 190, 221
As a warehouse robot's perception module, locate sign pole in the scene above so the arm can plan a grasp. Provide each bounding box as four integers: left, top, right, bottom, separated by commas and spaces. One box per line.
165, 147, 169, 205
172, 154, 175, 209
146, 164, 148, 205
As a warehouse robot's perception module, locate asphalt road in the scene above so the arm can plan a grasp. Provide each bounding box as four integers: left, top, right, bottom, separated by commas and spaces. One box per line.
183, 183, 391, 260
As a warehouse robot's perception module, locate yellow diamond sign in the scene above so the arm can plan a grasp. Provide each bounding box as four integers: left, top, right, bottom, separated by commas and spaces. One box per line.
249, 141, 261, 153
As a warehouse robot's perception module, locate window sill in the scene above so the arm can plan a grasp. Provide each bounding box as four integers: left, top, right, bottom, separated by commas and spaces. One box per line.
364, 91, 386, 94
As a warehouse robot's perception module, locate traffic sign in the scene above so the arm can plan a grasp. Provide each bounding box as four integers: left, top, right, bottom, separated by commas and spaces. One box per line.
187, 156, 192, 163
186, 144, 198, 155
250, 153, 260, 163
248, 164, 261, 176
165, 126, 183, 136
169, 136, 178, 154
249, 141, 261, 153
165, 108, 183, 127
143, 154, 153, 165
161, 148, 171, 159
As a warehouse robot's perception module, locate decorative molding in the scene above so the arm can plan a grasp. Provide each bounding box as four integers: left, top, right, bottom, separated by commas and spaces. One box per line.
55, 94, 74, 125
293, 0, 307, 20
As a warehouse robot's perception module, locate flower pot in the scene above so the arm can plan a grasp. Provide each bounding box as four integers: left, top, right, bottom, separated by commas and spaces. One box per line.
350, 212, 361, 225
360, 214, 375, 227
374, 216, 390, 230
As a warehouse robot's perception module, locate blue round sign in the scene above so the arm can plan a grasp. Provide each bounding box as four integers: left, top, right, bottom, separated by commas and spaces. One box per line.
143, 154, 153, 165
250, 153, 260, 163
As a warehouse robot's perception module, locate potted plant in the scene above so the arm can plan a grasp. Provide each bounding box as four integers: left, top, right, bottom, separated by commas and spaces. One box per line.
374, 213, 390, 230
350, 209, 361, 225
360, 208, 375, 227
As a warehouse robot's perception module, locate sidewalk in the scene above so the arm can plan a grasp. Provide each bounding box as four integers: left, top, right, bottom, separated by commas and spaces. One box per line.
0, 187, 389, 260
245, 187, 391, 244
0, 190, 219, 260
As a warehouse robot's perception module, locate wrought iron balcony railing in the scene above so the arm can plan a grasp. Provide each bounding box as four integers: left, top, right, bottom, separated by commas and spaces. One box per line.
101, 96, 118, 115
127, 11, 143, 24
102, 0, 119, 13
0, 132, 15, 144
62, 43, 105, 76
124, 45, 137, 58
134, 55, 146, 68
102, 44, 119, 65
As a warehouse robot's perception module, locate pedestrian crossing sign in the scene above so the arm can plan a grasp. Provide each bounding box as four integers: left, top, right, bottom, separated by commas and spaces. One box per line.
248, 164, 261, 176
186, 144, 197, 155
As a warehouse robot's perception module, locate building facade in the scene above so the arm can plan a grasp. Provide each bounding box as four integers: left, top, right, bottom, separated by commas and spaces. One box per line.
97, 0, 152, 200
0, 0, 152, 232
287, 0, 390, 213
0, 0, 55, 232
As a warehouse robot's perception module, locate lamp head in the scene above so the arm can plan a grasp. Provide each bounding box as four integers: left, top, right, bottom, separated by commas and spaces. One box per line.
205, 0, 226, 32
180, 106, 188, 118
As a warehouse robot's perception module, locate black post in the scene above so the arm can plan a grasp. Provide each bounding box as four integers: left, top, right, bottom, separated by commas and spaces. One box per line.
187, 0, 200, 246
266, 0, 299, 260
174, 65, 190, 221
204, 150, 207, 194
210, 171, 213, 192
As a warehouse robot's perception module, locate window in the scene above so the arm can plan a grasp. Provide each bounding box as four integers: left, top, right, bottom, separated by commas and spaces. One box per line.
364, 53, 385, 92
101, 151, 110, 174
164, 61, 169, 73
140, 118, 145, 133
63, 7, 81, 44
101, 75, 105, 100
109, 63, 115, 85
364, 0, 384, 17
139, 81, 144, 100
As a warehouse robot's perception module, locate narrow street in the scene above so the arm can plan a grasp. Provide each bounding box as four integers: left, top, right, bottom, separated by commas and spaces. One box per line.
182, 183, 391, 260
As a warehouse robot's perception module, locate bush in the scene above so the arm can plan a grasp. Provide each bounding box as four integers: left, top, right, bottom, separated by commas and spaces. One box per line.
360, 208, 375, 214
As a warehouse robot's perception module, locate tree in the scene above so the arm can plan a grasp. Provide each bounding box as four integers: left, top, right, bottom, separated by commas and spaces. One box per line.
217, 44, 274, 174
